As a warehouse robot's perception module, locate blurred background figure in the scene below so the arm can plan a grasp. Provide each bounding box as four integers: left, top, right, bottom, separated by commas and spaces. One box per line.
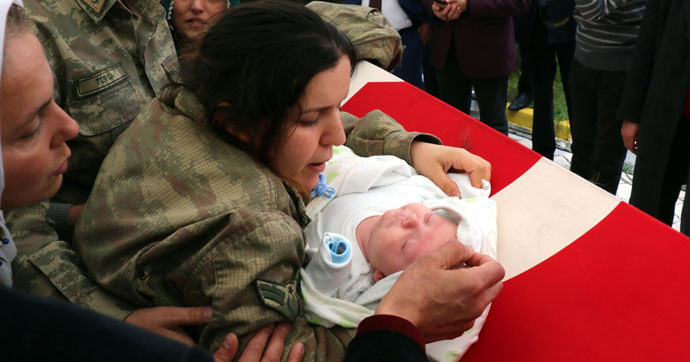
568, 0, 647, 194
618, 0, 689, 236
514, 0, 575, 160
422, 0, 529, 135
507, 14, 533, 112
163, 0, 232, 52
347, 0, 433, 90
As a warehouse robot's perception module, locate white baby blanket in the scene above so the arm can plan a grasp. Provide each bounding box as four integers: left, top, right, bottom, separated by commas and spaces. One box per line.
301, 145, 497, 361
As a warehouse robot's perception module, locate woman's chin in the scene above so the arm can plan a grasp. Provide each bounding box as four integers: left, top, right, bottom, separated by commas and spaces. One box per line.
304, 178, 319, 191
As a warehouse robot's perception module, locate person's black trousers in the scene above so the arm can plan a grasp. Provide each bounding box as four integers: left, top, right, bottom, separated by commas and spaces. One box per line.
568, 59, 628, 194
436, 44, 509, 135
516, 38, 534, 96
531, 25, 575, 159
630, 118, 690, 234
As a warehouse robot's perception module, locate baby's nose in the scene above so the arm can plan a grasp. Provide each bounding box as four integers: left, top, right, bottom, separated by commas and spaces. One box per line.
401, 211, 419, 228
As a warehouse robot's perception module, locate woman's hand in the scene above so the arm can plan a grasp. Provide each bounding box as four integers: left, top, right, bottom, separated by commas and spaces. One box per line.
213, 323, 304, 362
68, 204, 85, 226
410, 141, 491, 197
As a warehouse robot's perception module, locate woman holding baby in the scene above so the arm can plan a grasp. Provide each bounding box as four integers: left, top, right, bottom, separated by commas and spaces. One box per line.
72, 1, 503, 360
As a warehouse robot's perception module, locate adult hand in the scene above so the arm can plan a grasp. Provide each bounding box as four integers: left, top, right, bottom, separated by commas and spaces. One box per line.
431, 0, 465, 22
124, 306, 213, 346
410, 141, 491, 197
68, 204, 85, 226
376, 240, 504, 343
417, 22, 432, 46
213, 323, 305, 362
621, 121, 639, 154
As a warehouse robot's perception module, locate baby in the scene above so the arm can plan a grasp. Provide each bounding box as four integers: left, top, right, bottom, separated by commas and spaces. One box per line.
301, 146, 497, 361
358, 202, 459, 281
299, 145, 497, 361
302, 194, 495, 306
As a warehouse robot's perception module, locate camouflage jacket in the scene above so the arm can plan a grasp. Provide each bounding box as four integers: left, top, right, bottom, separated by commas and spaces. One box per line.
307, 1, 403, 70
8, 0, 404, 324
7, 0, 178, 320
73, 89, 438, 359
26, 0, 178, 204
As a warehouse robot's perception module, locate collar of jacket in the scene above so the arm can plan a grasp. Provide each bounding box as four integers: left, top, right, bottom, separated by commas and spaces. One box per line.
174, 87, 207, 123
174, 88, 312, 228
75, 0, 118, 23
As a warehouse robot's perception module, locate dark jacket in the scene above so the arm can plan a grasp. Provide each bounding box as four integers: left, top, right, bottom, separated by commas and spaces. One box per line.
422, 0, 530, 78
515, 0, 575, 46
617, 0, 690, 218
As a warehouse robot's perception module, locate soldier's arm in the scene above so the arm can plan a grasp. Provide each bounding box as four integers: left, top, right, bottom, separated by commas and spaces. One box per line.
6, 202, 135, 320
341, 110, 441, 164
195, 212, 353, 360
341, 110, 491, 196
308, 1, 403, 70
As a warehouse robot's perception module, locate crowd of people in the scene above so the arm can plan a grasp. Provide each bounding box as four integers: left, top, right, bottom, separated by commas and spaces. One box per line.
0, 0, 688, 360
507, 0, 688, 236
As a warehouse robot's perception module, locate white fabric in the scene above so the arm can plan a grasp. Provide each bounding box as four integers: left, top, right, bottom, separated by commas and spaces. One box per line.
301, 145, 497, 361
360, 0, 412, 31
0, 0, 23, 287
303, 232, 354, 298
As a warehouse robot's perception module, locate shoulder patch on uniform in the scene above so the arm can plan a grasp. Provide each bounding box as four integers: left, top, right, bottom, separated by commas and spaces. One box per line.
84, 0, 107, 15
255, 279, 302, 320
74, 64, 127, 98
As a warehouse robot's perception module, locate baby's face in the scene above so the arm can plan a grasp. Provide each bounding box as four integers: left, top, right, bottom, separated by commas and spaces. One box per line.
367, 203, 457, 278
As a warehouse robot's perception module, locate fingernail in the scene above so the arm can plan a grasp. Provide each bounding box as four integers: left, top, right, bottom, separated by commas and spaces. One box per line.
204, 307, 212, 319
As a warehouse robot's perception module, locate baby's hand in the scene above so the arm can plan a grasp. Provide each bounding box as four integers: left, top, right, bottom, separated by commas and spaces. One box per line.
410, 142, 491, 198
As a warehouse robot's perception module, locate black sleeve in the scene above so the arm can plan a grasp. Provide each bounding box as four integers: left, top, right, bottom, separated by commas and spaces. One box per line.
0, 287, 212, 362
344, 329, 428, 362
616, 0, 660, 122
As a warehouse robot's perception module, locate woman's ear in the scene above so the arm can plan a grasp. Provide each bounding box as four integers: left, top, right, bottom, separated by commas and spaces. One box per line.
214, 103, 249, 143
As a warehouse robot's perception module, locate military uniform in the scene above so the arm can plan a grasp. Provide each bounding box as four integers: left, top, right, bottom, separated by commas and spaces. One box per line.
7, 0, 178, 320
73, 89, 439, 359
7, 0, 404, 326
307, 1, 403, 71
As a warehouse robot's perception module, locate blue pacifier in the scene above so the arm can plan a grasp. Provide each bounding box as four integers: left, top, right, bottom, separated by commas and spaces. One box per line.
324, 233, 351, 264
311, 173, 336, 198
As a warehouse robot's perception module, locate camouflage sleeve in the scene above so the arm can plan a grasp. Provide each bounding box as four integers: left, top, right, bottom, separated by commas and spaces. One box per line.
193, 210, 354, 360
341, 110, 441, 164
6, 202, 134, 320
308, 1, 403, 70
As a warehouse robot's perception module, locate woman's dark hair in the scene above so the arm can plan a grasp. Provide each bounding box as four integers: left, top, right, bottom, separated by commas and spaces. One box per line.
162, 0, 356, 174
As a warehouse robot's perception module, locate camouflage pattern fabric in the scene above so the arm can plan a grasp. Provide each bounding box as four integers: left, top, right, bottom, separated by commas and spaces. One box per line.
6, 0, 414, 327
308, 1, 403, 70
6, 0, 177, 319
7, 202, 134, 320
74, 89, 438, 359
25, 0, 179, 204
